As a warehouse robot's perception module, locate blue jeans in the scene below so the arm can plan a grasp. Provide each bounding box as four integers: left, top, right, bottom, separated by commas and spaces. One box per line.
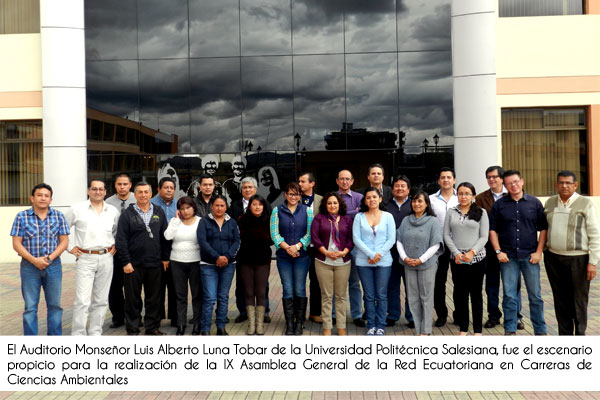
276, 255, 310, 299
501, 257, 546, 334
20, 259, 63, 335
200, 263, 235, 330
356, 265, 392, 330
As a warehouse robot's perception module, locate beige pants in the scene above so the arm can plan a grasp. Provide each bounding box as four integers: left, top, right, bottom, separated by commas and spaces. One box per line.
315, 259, 351, 329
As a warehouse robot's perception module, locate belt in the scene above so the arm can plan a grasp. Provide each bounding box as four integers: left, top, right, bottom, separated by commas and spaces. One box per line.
80, 248, 111, 255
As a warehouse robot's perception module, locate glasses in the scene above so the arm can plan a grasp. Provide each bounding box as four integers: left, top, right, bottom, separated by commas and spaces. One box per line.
486, 175, 500, 180
146, 225, 154, 239
286, 192, 300, 197
457, 193, 473, 197
90, 188, 106, 192
505, 180, 521, 187
557, 181, 575, 186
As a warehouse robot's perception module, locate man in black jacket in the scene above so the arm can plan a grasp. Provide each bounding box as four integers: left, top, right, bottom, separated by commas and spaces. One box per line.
115, 182, 170, 335
194, 174, 216, 218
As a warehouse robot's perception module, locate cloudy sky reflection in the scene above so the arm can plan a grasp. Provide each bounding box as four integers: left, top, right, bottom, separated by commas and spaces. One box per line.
85, 0, 452, 152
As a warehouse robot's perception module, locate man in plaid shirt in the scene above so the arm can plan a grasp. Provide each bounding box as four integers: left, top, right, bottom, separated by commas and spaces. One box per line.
10, 183, 69, 335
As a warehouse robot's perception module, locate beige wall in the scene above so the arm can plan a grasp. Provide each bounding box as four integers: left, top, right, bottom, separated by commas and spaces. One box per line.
0, 33, 42, 120
1, 207, 28, 263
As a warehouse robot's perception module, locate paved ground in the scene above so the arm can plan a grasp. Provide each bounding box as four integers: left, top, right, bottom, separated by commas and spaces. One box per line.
1, 261, 599, 398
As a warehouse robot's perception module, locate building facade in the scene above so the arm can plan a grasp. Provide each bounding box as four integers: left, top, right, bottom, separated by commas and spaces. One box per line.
1, 0, 599, 262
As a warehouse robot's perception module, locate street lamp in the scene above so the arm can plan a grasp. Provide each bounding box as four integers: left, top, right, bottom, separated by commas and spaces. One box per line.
422, 138, 429, 153
294, 133, 301, 152
433, 134, 439, 152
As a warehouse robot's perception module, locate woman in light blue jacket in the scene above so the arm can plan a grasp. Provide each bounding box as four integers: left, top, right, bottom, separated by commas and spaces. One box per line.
352, 187, 396, 336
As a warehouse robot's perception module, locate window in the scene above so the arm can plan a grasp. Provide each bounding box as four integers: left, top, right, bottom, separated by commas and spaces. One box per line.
501, 108, 588, 196
499, 0, 584, 17
0, 0, 40, 34
0, 121, 43, 205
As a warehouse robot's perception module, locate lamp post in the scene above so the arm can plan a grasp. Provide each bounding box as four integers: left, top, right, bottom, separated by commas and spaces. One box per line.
294, 133, 301, 152
433, 134, 439, 152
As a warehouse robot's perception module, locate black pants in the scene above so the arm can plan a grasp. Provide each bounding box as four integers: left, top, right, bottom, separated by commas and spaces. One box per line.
108, 261, 125, 324
160, 266, 178, 323
484, 243, 502, 321
239, 263, 270, 307
171, 260, 203, 326
123, 265, 162, 333
544, 251, 590, 335
308, 247, 321, 316
451, 258, 486, 333
434, 248, 456, 320
236, 264, 271, 314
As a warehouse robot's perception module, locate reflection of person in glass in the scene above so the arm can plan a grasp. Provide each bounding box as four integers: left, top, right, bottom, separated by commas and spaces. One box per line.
157, 163, 185, 200
201, 155, 223, 197
257, 166, 284, 206
223, 154, 247, 204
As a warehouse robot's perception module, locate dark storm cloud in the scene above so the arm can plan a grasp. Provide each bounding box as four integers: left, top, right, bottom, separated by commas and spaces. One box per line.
409, 4, 451, 48
86, 61, 139, 117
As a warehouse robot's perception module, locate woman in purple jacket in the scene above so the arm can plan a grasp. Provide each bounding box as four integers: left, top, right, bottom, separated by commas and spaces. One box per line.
310, 192, 354, 336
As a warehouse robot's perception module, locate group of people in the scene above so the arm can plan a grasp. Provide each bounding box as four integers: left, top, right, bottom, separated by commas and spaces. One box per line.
10, 163, 598, 337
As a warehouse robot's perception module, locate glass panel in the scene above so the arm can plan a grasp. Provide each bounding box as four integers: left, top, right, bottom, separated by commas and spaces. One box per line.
499, 0, 584, 17
240, 0, 292, 55
398, 51, 453, 153
396, 0, 451, 51
139, 59, 190, 150
0, 121, 43, 205
345, 53, 399, 149
86, 60, 139, 120
85, 0, 137, 60
291, 0, 344, 54
189, 0, 240, 57
501, 108, 588, 196
138, 0, 188, 59
189, 58, 242, 153
241, 56, 294, 150
293, 54, 345, 151
344, 0, 397, 53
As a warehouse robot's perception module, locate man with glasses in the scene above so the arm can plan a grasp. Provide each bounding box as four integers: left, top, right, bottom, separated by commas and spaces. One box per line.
115, 182, 170, 335
336, 170, 366, 327
475, 166, 524, 330
66, 180, 119, 335
490, 170, 548, 336
105, 173, 136, 329
544, 170, 599, 335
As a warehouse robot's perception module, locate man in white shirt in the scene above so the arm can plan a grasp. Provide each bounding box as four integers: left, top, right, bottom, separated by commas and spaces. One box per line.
429, 167, 458, 327
66, 180, 119, 335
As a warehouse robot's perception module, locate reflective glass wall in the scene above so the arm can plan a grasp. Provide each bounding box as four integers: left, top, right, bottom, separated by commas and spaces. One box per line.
85, 0, 453, 155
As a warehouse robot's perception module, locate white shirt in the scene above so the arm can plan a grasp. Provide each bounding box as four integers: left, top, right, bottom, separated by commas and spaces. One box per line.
492, 186, 508, 202
164, 216, 201, 263
66, 200, 119, 251
429, 189, 458, 228
242, 198, 249, 212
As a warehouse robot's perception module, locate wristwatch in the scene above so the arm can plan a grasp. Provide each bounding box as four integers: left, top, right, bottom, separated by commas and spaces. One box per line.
495, 249, 502, 255
46, 255, 52, 263
296, 243, 302, 251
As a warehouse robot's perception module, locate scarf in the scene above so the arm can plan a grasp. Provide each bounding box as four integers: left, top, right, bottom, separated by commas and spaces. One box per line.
327, 213, 342, 249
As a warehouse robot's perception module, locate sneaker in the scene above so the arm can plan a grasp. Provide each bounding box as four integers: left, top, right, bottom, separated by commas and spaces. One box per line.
375, 328, 385, 336
366, 327, 376, 336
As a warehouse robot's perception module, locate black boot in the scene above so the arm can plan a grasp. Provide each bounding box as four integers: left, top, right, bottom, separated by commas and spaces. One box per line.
176, 326, 186, 336
282, 298, 295, 335
293, 296, 308, 336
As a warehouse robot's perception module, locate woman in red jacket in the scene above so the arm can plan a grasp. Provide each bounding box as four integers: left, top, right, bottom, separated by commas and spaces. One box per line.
310, 192, 354, 335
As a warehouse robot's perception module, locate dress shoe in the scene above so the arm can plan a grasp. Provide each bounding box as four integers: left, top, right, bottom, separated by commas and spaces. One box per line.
332, 317, 336, 325
126, 331, 139, 336
216, 328, 228, 336
201, 331, 209, 336
504, 331, 516, 336
353, 318, 366, 328
406, 321, 415, 329
192, 325, 201, 335
176, 326, 186, 336
309, 315, 323, 323
110, 321, 124, 329
517, 320, 525, 330
434, 317, 447, 327
263, 314, 271, 323
145, 329, 164, 336
337, 328, 347, 336
484, 318, 500, 329
235, 314, 248, 323
170, 319, 178, 327
386, 318, 397, 327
